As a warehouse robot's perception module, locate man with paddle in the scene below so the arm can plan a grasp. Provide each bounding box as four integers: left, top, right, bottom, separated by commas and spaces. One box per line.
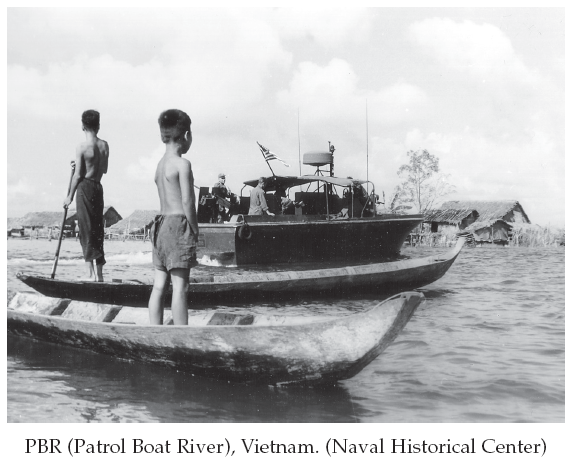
63, 110, 109, 282
148, 109, 199, 325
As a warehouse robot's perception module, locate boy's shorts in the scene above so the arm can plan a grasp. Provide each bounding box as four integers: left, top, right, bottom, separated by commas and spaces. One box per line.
151, 215, 198, 272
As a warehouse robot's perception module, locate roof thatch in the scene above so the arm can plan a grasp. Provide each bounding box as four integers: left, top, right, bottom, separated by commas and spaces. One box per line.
18, 212, 66, 228
106, 210, 159, 233
440, 200, 531, 224
424, 208, 477, 225
7, 217, 24, 230
67, 206, 120, 222
465, 220, 512, 232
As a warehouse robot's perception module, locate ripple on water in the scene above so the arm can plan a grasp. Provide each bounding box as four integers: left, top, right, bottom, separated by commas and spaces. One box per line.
6, 241, 565, 422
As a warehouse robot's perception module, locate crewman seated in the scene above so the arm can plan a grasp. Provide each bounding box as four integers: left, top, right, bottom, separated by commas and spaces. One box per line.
274, 187, 304, 215
213, 173, 239, 222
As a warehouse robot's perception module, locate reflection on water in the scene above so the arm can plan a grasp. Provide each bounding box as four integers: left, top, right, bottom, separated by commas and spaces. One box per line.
8, 335, 358, 423
6, 239, 565, 422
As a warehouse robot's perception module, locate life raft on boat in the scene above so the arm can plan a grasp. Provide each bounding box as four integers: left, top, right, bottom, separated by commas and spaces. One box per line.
16, 238, 465, 307
7, 291, 424, 386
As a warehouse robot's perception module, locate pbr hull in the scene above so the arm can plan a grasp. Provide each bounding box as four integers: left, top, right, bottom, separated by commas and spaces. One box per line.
197, 214, 423, 266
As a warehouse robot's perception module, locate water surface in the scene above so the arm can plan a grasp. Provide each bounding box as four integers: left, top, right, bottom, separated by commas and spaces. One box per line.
6, 238, 565, 422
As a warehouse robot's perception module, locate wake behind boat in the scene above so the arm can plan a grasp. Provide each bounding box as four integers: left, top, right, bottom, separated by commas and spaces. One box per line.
17, 238, 465, 307
7, 292, 424, 386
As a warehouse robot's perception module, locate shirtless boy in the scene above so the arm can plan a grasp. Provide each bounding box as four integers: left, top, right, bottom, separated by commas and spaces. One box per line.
148, 109, 199, 325
64, 110, 109, 281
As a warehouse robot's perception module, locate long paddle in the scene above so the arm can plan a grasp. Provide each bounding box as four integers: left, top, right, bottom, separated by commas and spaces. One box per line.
51, 162, 76, 279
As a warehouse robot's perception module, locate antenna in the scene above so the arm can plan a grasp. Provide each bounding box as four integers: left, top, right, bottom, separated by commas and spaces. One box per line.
328, 141, 335, 177
366, 99, 369, 195
298, 108, 301, 177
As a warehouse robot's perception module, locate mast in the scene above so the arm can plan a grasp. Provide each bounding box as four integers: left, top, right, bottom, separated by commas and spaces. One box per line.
264, 157, 276, 177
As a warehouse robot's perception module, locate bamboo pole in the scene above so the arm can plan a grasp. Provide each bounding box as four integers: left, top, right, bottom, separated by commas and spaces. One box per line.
51, 162, 76, 279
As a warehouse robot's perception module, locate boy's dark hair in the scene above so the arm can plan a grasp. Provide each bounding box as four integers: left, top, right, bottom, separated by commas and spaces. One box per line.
158, 109, 191, 143
82, 110, 100, 130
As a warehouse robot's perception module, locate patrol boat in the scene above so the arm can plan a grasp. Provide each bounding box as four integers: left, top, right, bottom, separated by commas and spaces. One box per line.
195, 145, 422, 266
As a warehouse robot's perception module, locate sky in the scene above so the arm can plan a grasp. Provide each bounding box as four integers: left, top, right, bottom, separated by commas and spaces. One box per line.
6, 7, 565, 227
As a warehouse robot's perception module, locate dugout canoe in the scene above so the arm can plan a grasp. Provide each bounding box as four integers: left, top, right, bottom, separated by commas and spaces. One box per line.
16, 237, 464, 307
7, 291, 424, 386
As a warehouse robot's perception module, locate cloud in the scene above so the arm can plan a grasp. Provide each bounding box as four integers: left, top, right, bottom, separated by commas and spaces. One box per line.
7, 178, 35, 198
269, 8, 373, 45
6, 176, 64, 217
8, 56, 168, 120
126, 145, 164, 181
6, 9, 564, 227
8, 10, 292, 125
277, 59, 428, 130
408, 18, 533, 83
407, 18, 562, 161
277, 59, 358, 119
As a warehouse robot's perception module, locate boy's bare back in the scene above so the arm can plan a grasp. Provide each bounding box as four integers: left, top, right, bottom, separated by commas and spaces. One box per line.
78, 137, 109, 182
155, 155, 194, 215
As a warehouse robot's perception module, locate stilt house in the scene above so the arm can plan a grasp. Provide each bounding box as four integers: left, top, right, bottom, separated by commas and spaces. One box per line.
7, 218, 24, 237
425, 200, 531, 246
18, 211, 72, 237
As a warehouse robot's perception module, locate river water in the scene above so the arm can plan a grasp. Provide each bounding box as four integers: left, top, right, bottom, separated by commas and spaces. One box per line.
6, 238, 564, 423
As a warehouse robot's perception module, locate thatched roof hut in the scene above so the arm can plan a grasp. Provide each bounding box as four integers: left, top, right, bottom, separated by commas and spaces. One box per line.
18, 212, 68, 228
106, 210, 159, 234
7, 217, 25, 235
424, 208, 479, 229
439, 200, 530, 226
7, 217, 23, 229
67, 206, 122, 228
423, 200, 531, 245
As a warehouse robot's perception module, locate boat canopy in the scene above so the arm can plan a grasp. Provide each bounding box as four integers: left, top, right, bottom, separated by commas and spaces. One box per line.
243, 175, 369, 192
301, 175, 368, 188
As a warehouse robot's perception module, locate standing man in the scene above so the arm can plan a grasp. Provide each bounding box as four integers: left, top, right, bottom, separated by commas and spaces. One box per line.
148, 109, 198, 325
248, 177, 275, 216
64, 110, 109, 281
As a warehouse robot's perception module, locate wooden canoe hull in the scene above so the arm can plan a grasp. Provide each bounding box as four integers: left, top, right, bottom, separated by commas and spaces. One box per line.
16, 238, 464, 307
7, 292, 424, 386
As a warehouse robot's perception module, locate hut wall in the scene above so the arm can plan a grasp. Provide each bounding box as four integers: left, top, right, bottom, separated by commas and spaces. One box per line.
474, 222, 510, 243
437, 224, 460, 234
422, 222, 459, 234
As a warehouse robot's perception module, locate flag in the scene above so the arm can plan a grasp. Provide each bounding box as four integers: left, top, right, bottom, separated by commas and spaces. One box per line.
257, 142, 290, 167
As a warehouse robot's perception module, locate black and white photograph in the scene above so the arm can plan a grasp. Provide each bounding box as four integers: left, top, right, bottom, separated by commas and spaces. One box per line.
6, 5, 565, 437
